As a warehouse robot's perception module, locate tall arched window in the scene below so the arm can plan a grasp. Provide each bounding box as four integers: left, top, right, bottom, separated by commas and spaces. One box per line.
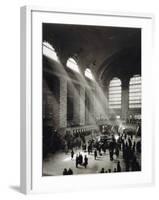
129, 75, 141, 108
66, 58, 80, 73
42, 41, 59, 62
109, 78, 121, 109
84, 68, 95, 80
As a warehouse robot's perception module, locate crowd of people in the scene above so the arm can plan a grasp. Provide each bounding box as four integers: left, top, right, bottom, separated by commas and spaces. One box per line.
119, 133, 141, 171
62, 127, 141, 175
75, 152, 88, 168
87, 132, 141, 172
99, 161, 121, 173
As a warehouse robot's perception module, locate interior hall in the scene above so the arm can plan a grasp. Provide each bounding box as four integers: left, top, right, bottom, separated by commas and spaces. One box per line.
42, 23, 141, 176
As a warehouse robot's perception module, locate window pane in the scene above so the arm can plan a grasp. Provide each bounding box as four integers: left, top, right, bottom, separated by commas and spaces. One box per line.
43, 41, 59, 62
66, 58, 80, 73
85, 68, 95, 80
109, 78, 121, 109
129, 75, 141, 108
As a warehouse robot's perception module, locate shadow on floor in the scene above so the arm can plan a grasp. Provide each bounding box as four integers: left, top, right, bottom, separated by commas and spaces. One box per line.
9, 185, 21, 193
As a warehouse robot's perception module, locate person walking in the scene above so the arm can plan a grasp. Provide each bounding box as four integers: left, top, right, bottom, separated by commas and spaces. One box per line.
94, 149, 97, 160
71, 149, 74, 160
84, 155, 88, 168
117, 161, 121, 172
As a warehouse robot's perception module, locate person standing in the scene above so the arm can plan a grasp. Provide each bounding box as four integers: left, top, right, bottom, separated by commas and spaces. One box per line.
94, 149, 97, 160
67, 168, 73, 175
88, 145, 91, 154
115, 146, 119, 158
78, 153, 83, 165
100, 168, 105, 173
63, 168, 68, 175
71, 149, 74, 160
84, 155, 88, 168
75, 154, 79, 168
114, 168, 117, 172
117, 161, 121, 172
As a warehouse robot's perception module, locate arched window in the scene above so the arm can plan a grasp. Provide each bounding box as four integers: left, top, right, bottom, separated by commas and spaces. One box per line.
84, 68, 95, 80
109, 78, 121, 109
66, 58, 80, 73
42, 41, 59, 62
129, 75, 141, 108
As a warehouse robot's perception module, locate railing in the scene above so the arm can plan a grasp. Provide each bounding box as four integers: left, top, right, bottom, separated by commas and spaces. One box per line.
65, 124, 99, 135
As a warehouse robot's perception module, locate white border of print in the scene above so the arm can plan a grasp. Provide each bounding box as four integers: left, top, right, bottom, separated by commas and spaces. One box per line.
20, 6, 154, 194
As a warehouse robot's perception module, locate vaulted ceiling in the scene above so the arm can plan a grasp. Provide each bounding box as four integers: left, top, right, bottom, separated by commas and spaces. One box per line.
43, 23, 141, 85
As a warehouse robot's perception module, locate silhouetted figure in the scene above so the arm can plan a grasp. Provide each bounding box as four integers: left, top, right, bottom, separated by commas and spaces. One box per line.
109, 141, 114, 161
99, 147, 102, 156
122, 142, 126, 159
67, 168, 73, 175
84, 155, 88, 168
82, 143, 87, 151
100, 168, 105, 173
117, 161, 121, 172
79, 153, 83, 165
109, 149, 114, 161
108, 169, 111, 173
102, 145, 106, 154
94, 149, 97, 160
71, 149, 74, 160
132, 142, 136, 153
76, 154, 79, 168
88, 145, 91, 154
63, 168, 68, 175
128, 137, 132, 148
114, 168, 117, 172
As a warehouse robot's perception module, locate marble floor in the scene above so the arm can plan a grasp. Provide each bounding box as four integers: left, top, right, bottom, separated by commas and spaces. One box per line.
43, 148, 141, 176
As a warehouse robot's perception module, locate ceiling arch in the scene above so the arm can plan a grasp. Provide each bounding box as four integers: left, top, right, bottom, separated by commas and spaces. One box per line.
43, 23, 141, 84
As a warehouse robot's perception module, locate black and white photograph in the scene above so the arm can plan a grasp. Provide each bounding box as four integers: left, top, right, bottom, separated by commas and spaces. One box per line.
42, 23, 141, 176
0, 0, 156, 197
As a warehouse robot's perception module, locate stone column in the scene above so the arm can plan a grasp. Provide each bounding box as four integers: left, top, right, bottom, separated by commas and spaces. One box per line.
73, 84, 80, 125
79, 86, 85, 125
85, 89, 89, 125
104, 84, 109, 119
59, 77, 67, 128
121, 78, 130, 121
